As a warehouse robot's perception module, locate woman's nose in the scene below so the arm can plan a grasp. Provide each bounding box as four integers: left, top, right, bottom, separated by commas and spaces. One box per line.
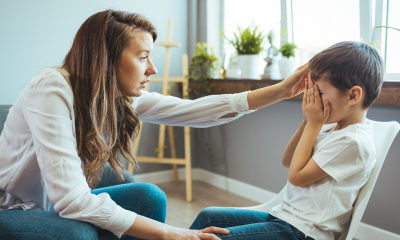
147, 60, 158, 76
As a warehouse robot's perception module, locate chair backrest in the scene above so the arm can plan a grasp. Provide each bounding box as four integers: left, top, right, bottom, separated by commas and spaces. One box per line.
339, 120, 400, 240
239, 120, 400, 240
0, 105, 12, 134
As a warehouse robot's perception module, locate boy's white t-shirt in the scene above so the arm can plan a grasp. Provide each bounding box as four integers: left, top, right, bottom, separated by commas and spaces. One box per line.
270, 120, 376, 240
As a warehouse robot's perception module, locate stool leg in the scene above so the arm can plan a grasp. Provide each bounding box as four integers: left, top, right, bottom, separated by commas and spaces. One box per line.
168, 125, 179, 184
184, 126, 192, 202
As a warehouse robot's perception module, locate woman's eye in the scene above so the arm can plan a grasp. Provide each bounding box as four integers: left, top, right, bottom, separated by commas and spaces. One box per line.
140, 56, 148, 62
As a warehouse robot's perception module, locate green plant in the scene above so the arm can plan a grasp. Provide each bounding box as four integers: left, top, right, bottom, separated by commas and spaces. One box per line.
188, 42, 220, 98
279, 42, 298, 58
375, 26, 400, 32
193, 129, 220, 163
222, 25, 266, 54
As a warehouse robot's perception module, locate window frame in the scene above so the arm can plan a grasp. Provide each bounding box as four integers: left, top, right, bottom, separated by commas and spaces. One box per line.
281, 0, 399, 81
220, 0, 399, 80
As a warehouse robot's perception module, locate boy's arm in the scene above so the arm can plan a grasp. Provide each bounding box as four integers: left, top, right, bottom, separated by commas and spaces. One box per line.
288, 81, 329, 187
282, 120, 307, 168
281, 79, 309, 168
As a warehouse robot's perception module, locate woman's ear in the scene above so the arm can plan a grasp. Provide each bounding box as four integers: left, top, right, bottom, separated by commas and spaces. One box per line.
348, 86, 363, 106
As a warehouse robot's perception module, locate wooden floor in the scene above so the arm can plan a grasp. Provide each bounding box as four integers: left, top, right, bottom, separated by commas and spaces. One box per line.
156, 180, 259, 228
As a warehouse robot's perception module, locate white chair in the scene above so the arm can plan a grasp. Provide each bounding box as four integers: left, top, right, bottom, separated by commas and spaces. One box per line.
237, 120, 400, 240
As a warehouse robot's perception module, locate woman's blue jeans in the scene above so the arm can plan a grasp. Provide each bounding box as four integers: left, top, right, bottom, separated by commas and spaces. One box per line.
190, 207, 315, 240
0, 163, 167, 240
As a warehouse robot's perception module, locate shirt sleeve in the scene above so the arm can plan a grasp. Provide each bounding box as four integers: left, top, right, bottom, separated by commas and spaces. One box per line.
23, 69, 136, 238
312, 135, 364, 182
134, 90, 255, 128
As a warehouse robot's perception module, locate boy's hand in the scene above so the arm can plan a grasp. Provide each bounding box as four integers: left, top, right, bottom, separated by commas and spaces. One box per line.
303, 78, 309, 123
302, 81, 330, 127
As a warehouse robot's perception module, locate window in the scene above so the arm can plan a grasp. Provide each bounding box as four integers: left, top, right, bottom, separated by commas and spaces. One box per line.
292, 0, 360, 64
224, 0, 281, 47
222, 0, 399, 79
385, 0, 400, 73
223, 0, 281, 75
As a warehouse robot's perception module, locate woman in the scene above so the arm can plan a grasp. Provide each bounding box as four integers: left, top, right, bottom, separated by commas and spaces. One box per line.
0, 10, 308, 240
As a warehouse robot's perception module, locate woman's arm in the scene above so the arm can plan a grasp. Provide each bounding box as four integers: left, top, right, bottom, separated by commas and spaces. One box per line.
125, 215, 228, 240
134, 90, 253, 128
134, 64, 308, 127
247, 63, 308, 110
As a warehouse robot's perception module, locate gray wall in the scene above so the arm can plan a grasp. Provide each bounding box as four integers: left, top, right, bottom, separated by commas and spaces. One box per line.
0, 0, 189, 174
1, 0, 399, 235
193, 99, 400, 235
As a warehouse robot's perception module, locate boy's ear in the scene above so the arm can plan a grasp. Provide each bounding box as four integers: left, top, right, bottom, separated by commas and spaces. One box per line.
348, 86, 363, 106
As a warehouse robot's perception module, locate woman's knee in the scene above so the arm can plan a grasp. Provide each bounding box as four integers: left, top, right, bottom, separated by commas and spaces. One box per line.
191, 207, 223, 229
197, 207, 225, 220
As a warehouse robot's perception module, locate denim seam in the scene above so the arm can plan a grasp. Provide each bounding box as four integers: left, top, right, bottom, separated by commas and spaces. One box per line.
0, 232, 56, 240
219, 230, 295, 239
202, 221, 296, 237
201, 221, 252, 229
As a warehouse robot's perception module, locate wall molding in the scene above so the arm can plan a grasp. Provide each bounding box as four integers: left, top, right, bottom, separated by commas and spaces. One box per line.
134, 168, 400, 240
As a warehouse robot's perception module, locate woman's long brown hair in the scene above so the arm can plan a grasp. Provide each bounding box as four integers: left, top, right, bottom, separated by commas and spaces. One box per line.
62, 10, 157, 188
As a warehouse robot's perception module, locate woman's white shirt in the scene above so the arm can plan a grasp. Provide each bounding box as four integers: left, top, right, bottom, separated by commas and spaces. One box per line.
0, 68, 254, 237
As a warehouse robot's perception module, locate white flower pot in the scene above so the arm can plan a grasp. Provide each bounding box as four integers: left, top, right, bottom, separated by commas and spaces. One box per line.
279, 57, 299, 79
238, 54, 261, 79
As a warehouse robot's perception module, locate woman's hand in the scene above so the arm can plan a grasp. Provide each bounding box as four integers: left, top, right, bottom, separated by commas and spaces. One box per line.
172, 227, 229, 240
125, 215, 229, 240
247, 63, 308, 110
302, 81, 330, 127
278, 63, 309, 99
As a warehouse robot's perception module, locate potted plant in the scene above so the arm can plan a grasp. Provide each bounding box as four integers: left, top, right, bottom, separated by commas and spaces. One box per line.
188, 42, 220, 98
279, 42, 299, 79
223, 25, 266, 79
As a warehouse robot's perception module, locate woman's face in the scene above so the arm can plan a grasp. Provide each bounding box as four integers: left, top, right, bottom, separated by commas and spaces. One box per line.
116, 31, 157, 97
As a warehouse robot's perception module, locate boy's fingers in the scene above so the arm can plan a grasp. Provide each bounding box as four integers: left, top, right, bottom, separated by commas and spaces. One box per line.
308, 81, 314, 104
314, 84, 321, 106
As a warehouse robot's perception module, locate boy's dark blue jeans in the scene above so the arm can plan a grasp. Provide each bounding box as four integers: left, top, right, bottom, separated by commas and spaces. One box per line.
190, 207, 315, 240
0, 163, 166, 240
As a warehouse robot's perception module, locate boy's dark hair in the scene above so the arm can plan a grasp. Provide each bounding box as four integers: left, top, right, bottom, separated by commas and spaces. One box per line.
308, 41, 384, 109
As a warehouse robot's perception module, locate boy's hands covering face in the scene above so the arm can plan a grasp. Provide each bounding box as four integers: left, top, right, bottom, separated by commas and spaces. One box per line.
302, 81, 330, 126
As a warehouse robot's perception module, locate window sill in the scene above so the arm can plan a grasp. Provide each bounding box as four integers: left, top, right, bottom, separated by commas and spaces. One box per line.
189, 78, 400, 106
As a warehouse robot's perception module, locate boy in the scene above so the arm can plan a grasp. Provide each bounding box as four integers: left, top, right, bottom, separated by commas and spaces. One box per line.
190, 41, 384, 240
